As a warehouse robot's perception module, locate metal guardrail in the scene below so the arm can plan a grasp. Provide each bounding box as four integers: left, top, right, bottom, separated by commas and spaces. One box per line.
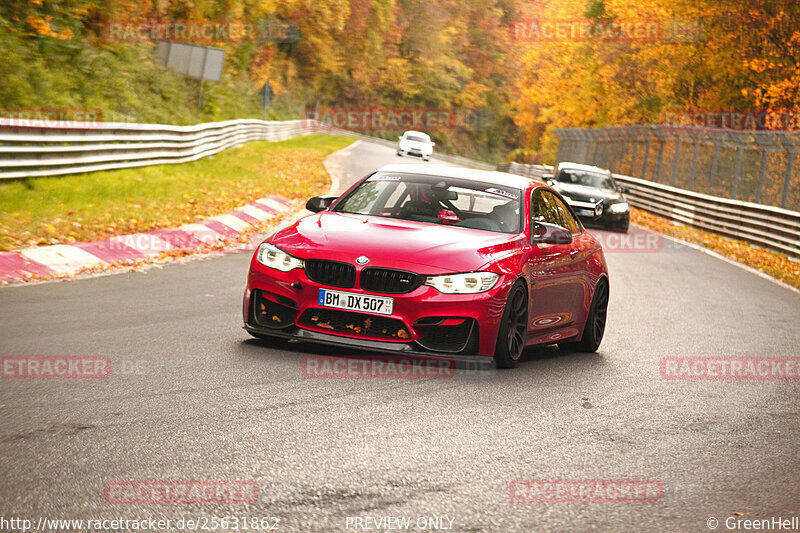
0, 119, 311, 179
553, 125, 800, 211
0, 118, 494, 179
497, 161, 800, 259
2, 114, 796, 257
496, 161, 553, 179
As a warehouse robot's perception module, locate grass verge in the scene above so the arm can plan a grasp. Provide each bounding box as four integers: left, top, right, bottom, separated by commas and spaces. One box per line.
0, 134, 354, 251
631, 207, 800, 290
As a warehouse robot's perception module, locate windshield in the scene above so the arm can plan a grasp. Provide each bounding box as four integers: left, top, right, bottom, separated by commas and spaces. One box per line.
556, 169, 616, 190
333, 172, 522, 234
405, 134, 429, 143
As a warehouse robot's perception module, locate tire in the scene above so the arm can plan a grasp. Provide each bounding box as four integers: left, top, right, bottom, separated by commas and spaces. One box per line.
423, 156, 430, 161
494, 281, 529, 369
396, 150, 403, 157
560, 278, 608, 353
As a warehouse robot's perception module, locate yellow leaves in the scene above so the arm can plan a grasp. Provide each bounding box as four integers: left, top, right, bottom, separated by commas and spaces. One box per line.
454, 82, 490, 109
748, 59, 769, 73
375, 58, 421, 100
25, 16, 73, 40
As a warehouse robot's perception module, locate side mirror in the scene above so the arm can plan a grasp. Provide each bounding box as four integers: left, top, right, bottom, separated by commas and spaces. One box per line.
398, 136, 403, 141
431, 142, 436, 146
618, 185, 629, 194
306, 195, 338, 212
531, 222, 573, 245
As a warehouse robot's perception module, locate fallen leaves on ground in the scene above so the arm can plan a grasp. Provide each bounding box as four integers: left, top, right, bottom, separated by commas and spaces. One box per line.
631, 208, 800, 290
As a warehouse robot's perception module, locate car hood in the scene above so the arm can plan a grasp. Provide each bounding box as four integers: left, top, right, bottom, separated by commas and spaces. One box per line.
270, 211, 522, 274
553, 182, 623, 203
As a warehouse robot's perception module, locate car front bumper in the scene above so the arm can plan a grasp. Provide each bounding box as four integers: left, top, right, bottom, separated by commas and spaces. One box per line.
397, 145, 432, 157
578, 210, 629, 229
244, 262, 513, 357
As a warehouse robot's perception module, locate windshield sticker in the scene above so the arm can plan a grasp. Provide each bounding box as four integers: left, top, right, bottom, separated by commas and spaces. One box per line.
484, 187, 519, 200
367, 175, 402, 181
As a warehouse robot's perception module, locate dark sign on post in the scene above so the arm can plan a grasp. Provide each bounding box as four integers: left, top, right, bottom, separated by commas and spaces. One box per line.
260, 83, 274, 107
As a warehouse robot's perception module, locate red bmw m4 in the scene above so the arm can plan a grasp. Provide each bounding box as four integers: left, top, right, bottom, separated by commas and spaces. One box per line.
244, 164, 609, 368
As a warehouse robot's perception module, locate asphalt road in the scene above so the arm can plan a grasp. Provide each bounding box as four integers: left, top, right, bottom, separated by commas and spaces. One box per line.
1, 141, 799, 532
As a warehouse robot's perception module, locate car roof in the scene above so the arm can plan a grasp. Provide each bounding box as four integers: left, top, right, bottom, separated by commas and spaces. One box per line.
556, 161, 612, 174
402, 130, 429, 137
376, 164, 541, 190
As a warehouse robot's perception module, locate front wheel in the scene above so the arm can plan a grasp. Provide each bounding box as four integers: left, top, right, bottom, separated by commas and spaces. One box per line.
560, 278, 608, 353
494, 281, 529, 369
396, 150, 403, 157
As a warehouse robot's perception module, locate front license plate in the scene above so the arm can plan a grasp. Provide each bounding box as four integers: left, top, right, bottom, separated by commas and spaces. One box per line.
318, 289, 394, 315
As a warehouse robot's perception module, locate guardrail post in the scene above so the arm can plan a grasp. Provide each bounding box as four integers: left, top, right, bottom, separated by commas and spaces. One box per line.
580, 130, 591, 163
709, 134, 721, 191
629, 130, 639, 176
670, 131, 681, 186
732, 138, 745, 199
640, 129, 652, 179
776, 133, 799, 209
755, 148, 768, 203
654, 129, 666, 183
609, 128, 623, 172
781, 150, 796, 209
591, 130, 601, 163
688, 131, 702, 190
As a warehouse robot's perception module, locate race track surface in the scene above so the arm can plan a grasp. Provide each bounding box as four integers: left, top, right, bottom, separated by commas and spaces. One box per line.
1, 141, 799, 532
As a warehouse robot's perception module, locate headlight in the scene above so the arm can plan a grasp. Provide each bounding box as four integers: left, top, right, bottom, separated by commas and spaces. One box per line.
609, 202, 629, 214
256, 243, 304, 271
424, 272, 499, 294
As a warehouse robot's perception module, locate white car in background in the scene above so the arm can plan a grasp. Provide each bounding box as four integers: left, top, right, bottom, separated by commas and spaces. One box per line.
397, 131, 435, 161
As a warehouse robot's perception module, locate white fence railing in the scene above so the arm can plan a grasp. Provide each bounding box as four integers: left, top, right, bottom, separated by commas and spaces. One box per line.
0, 118, 494, 179
0, 119, 310, 179
498, 162, 800, 259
